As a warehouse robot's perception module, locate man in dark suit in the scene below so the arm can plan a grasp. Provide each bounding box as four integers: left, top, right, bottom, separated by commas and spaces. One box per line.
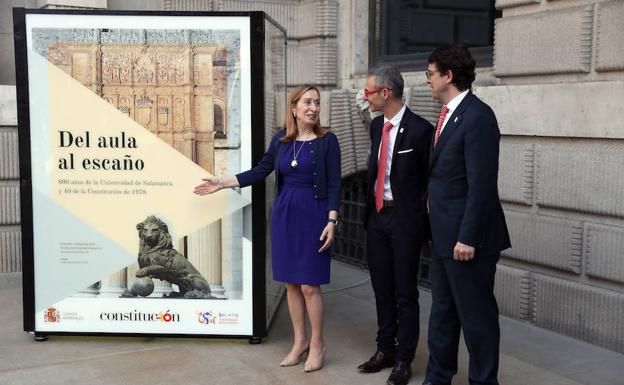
423, 45, 511, 385
358, 66, 433, 385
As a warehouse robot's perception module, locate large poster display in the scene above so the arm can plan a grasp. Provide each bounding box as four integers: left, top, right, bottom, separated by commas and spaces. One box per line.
14, 10, 279, 338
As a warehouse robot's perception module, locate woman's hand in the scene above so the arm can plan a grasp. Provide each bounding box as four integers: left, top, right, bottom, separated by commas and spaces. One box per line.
318, 222, 336, 252
193, 177, 223, 196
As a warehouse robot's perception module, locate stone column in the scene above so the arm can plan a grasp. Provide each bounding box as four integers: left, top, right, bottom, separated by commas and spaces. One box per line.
184, 45, 223, 297
221, 210, 243, 300
193, 47, 216, 172
126, 262, 139, 290
187, 221, 225, 298
100, 268, 127, 297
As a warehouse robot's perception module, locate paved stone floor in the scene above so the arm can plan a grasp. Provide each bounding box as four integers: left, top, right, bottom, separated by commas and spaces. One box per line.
1, 262, 622, 385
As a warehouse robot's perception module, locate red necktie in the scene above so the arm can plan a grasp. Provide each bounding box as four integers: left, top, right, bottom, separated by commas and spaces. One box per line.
375, 122, 394, 212
434, 106, 450, 147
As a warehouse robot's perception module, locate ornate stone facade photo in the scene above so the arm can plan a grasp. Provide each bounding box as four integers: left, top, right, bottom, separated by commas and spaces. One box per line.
32, 28, 245, 300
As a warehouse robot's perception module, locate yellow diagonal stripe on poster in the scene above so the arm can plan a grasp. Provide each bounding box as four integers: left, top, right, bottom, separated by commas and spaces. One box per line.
48, 59, 250, 256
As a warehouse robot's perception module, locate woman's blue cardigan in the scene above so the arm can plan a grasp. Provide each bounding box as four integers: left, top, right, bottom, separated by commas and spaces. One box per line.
236, 129, 342, 211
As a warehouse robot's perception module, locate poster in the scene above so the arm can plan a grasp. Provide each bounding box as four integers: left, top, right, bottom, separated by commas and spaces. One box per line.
19, 11, 260, 336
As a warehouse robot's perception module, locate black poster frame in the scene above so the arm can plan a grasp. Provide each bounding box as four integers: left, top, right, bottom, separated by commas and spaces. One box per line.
13, 8, 281, 342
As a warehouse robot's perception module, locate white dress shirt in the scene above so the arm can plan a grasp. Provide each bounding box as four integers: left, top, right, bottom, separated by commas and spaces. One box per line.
375, 104, 406, 201
440, 89, 469, 134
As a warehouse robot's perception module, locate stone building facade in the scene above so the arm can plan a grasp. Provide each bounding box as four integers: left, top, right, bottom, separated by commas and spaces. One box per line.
1, 0, 623, 353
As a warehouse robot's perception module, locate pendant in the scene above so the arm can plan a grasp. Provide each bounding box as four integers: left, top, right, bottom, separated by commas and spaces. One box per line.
291, 159, 298, 168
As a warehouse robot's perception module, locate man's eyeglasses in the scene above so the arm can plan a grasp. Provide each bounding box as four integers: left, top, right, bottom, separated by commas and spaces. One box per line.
425, 70, 441, 79
364, 87, 391, 97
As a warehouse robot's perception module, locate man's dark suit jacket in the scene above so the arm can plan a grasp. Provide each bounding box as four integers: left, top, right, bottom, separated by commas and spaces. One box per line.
428, 91, 511, 257
365, 106, 433, 236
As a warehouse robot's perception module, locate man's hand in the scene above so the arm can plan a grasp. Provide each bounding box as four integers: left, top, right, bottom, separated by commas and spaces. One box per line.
453, 241, 475, 261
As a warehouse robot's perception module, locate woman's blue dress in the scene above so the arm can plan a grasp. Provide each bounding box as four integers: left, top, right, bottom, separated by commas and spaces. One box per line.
270, 139, 331, 285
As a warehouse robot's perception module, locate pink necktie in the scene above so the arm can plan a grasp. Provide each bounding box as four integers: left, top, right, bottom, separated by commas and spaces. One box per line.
434, 106, 450, 147
375, 122, 394, 212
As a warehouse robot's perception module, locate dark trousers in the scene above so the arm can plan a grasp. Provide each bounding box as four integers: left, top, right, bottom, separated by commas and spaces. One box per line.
366, 207, 422, 362
426, 253, 500, 385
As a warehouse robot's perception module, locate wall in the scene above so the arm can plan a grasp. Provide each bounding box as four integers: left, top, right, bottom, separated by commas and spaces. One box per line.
476, 0, 624, 353
0, 86, 20, 274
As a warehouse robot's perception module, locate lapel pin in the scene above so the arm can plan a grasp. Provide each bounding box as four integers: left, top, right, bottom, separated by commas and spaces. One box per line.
399, 127, 404, 133
454, 116, 458, 123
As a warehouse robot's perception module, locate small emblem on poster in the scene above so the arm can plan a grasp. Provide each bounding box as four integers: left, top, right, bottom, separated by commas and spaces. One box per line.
44, 307, 60, 323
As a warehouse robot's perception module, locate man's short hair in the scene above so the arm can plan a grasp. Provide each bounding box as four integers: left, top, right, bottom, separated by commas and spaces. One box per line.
367, 65, 404, 99
428, 45, 476, 91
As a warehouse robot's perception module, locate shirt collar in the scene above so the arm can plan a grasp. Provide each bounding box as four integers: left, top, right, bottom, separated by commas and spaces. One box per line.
446, 90, 469, 113
383, 104, 406, 128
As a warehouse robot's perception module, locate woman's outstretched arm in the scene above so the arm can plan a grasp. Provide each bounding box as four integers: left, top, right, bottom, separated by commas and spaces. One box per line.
193, 175, 240, 195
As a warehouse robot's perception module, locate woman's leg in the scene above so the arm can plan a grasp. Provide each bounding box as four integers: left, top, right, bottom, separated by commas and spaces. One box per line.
301, 284, 326, 370
281, 283, 310, 365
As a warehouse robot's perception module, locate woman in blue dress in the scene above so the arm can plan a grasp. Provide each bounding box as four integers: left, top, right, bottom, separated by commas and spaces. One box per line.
193, 85, 341, 372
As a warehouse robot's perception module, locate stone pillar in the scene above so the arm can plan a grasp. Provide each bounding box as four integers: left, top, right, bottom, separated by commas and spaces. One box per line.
126, 262, 139, 290
192, 46, 215, 167
338, 0, 369, 88
221, 210, 243, 299
187, 221, 225, 298
100, 268, 127, 297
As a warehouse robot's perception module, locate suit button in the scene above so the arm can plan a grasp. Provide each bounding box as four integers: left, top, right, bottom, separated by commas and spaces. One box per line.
314, 184, 317, 187
313, 172, 317, 176
315, 195, 318, 198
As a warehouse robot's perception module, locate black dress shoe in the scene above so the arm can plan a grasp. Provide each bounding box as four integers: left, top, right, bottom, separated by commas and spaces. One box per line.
357, 350, 395, 373
386, 361, 412, 385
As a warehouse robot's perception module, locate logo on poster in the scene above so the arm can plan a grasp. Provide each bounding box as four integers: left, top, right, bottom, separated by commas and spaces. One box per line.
197, 310, 217, 325
197, 310, 239, 325
63, 311, 84, 321
44, 308, 60, 323
218, 312, 240, 325
99, 309, 180, 323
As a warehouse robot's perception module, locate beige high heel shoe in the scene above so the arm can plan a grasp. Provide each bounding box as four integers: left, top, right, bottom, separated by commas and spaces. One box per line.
280, 345, 310, 367
303, 346, 326, 372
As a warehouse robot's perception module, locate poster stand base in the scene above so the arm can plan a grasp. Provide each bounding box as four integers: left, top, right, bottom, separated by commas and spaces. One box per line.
248, 336, 262, 344
34, 333, 48, 342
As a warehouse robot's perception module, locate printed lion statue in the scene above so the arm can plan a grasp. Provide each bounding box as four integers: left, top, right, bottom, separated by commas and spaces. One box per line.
124, 215, 212, 299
